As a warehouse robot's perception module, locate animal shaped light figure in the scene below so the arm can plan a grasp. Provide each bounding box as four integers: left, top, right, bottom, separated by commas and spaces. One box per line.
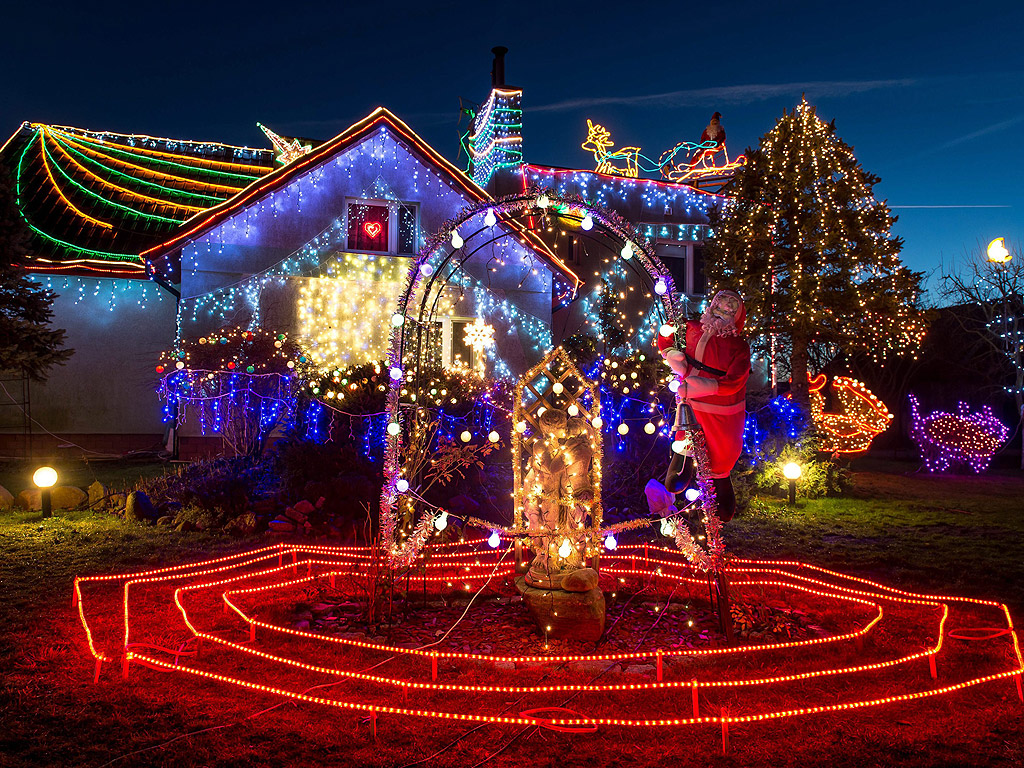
582, 119, 641, 178
908, 394, 1009, 473
808, 374, 893, 455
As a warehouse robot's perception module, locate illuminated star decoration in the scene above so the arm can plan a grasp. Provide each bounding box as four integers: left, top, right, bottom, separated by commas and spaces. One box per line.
258, 122, 313, 166
462, 317, 495, 372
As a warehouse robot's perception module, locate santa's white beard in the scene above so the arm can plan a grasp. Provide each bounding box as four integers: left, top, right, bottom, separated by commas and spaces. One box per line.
700, 308, 737, 337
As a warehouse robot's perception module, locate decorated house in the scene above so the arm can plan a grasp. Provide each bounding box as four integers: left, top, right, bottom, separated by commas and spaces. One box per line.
1, 49, 736, 458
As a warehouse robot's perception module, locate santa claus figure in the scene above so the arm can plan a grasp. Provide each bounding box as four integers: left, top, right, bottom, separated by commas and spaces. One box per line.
652, 289, 750, 520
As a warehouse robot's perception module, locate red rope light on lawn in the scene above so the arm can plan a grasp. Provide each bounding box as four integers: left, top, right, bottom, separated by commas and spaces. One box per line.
74, 542, 1024, 731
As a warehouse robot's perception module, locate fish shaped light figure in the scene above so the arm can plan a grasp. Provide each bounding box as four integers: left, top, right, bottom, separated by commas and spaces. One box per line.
908, 394, 1009, 473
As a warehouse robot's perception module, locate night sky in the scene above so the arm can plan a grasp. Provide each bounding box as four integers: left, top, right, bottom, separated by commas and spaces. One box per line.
3, 0, 1021, 295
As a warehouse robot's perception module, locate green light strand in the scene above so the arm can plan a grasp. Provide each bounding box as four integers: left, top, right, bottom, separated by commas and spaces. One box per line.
57, 130, 265, 185
51, 132, 227, 205
40, 133, 185, 226
15, 135, 145, 264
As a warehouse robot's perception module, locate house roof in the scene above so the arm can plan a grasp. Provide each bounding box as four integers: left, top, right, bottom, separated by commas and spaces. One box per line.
0, 123, 276, 277
142, 108, 581, 290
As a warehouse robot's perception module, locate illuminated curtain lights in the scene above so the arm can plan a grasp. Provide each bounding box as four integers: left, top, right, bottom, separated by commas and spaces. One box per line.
908, 394, 1009, 473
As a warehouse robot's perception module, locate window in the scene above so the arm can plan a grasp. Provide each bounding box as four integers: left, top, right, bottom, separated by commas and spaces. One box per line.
692, 244, 706, 296
347, 200, 418, 255
656, 243, 688, 294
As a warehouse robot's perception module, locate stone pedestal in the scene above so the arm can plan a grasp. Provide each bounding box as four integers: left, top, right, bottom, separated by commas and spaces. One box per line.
516, 576, 606, 643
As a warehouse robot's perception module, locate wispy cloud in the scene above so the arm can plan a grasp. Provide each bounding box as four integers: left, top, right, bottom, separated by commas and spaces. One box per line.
529, 79, 917, 113
928, 113, 1024, 152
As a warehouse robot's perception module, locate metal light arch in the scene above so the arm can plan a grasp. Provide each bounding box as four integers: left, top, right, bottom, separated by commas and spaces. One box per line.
379, 189, 682, 567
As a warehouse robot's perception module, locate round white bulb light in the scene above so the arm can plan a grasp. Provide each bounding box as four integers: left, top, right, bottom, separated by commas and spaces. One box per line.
552, 382, 564, 394
451, 231, 464, 249
668, 380, 680, 393
671, 439, 686, 454
783, 462, 803, 480
515, 421, 527, 433
488, 431, 500, 443
684, 487, 701, 502
604, 534, 618, 551
592, 416, 603, 429
654, 279, 668, 296
389, 367, 403, 381
460, 430, 472, 443
537, 194, 550, 209
644, 422, 656, 435
558, 538, 572, 558
387, 422, 401, 436
391, 314, 405, 327
488, 530, 501, 548
395, 478, 409, 493
620, 243, 633, 260
581, 214, 593, 231
420, 263, 434, 277
484, 209, 497, 227
617, 423, 629, 435
434, 511, 448, 531
659, 324, 676, 338
33, 466, 58, 489
567, 404, 579, 417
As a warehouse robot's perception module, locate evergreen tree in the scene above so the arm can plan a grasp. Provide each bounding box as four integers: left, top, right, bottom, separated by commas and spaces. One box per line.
0, 173, 73, 380
705, 100, 928, 408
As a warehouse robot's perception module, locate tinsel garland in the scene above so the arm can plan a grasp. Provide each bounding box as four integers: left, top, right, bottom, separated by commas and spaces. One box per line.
672, 422, 725, 573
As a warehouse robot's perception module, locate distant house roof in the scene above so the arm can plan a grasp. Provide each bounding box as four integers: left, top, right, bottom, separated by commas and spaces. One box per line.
0, 123, 276, 277
142, 107, 581, 290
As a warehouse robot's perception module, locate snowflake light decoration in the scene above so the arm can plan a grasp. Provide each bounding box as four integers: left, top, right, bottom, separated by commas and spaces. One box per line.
463, 317, 495, 372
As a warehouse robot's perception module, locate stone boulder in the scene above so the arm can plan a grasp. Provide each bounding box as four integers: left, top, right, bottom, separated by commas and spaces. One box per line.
0, 484, 13, 509
516, 577, 606, 643
88, 481, 109, 509
562, 568, 600, 593
16, 485, 87, 511
124, 490, 157, 522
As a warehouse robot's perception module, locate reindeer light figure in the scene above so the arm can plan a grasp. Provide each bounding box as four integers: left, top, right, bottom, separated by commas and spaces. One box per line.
582, 119, 641, 178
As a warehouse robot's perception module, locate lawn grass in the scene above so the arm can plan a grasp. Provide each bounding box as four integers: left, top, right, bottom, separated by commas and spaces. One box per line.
1, 460, 1022, 767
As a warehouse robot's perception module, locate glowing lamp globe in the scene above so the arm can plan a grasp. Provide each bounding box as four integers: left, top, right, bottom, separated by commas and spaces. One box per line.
668, 379, 680, 393
450, 230, 464, 249
592, 416, 603, 429
33, 466, 58, 488
484, 208, 497, 227
617, 423, 629, 435
488, 431, 500, 443
604, 533, 618, 551
389, 367, 403, 381
434, 511, 448, 531
783, 462, 803, 480
420, 263, 434, 277
654, 279, 668, 296
671, 439, 686, 454
391, 314, 405, 327
395, 478, 409, 493
567, 404, 579, 417
581, 213, 594, 231
552, 382, 564, 394
536, 194, 550, 209
175, 361, 185, 370
487, 530, 501, 548
460, 430, 472, 443
387, 422, 401, 436
558, 538, 572, 558
644, 422, 656, 435
659, 324, 676, 338
620, 243, 633, 260
987, 237, 1011, 264
684, 487, 701, 502
515, 421, 527, 433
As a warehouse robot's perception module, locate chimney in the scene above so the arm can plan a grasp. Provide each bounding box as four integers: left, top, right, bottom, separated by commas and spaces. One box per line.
491, 46, 508, 87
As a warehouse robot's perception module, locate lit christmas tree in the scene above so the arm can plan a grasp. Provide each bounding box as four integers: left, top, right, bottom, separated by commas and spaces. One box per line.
705, 99, 928, 408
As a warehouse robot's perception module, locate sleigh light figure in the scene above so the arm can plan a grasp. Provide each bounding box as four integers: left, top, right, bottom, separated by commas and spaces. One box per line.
809, 374, 893, 455
908, 394, 1009, 473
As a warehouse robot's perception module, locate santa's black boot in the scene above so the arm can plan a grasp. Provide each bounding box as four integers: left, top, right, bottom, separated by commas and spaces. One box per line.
664, 453, 696, 495
712, 478, 736, 522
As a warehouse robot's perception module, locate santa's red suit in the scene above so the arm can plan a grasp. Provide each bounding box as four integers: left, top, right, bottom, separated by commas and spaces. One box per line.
649, 290, 749, 522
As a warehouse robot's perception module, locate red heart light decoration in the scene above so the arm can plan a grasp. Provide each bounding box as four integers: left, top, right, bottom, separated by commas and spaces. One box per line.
363, 222, 382, 239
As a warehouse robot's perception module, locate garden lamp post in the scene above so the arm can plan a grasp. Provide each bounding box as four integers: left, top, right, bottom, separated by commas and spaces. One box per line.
33, 466, 58, 518
782, 462, 802, 504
